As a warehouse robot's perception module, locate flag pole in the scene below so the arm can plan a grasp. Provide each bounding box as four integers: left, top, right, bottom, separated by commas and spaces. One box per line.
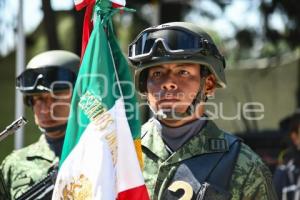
15, 0, 25, 149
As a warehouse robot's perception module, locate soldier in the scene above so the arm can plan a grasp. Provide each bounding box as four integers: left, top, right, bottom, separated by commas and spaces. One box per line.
273, 111, 300, 200
0, 50, 80, 199
128, 22, 278, 199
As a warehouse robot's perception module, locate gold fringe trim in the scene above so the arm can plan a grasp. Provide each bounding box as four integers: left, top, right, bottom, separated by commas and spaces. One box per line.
134, 139, 144, 169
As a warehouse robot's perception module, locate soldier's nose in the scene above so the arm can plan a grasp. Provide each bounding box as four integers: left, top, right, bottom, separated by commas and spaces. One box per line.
161, 78, 178, 91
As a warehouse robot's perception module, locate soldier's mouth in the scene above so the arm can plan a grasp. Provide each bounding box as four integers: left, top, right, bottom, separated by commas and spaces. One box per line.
39, 119, 57, 125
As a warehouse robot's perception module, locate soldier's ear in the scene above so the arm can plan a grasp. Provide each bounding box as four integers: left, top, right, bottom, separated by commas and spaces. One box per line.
205, 74, 216, 97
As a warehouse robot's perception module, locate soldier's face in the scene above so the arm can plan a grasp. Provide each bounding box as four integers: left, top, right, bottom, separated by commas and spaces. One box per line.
146, 63, 201, 115
290, 126, 300, 149
32, 90, 71, 138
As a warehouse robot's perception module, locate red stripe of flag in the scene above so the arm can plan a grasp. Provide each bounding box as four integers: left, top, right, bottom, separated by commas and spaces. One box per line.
117, 185, 150, 200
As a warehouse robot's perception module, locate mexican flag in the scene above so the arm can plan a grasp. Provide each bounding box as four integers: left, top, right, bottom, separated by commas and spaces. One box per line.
52, 1, 149, 199
73, 0, 125, 57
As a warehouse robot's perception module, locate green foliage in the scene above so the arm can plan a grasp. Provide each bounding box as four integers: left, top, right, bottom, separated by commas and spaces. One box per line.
261, 0, 300, 48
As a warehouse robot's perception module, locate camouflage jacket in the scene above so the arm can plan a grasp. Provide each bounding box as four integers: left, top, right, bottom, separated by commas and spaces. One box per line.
0, 134, 58, 200
141, 118, 278, 200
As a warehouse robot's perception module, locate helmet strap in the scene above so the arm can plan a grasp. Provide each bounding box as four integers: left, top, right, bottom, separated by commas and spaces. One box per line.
186, 77, 207, 115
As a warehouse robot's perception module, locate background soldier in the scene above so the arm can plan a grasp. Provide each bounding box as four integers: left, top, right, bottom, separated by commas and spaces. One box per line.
128, 22, 278, 200
273, 111, 300, 200
0, 50, 80, 199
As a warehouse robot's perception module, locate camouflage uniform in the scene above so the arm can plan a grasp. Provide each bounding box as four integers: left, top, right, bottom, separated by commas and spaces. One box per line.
0, 135, 58, 200
142, 118, 278, 200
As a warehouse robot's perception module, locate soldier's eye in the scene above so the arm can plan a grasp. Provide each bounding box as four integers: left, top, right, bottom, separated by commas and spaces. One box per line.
32, 96, 43, 102
152, 71, 162, 78
178, 70, 189, 76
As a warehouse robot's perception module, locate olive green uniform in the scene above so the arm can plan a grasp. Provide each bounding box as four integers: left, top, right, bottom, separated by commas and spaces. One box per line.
0, 135, 58, 199
142, 118, 278, 200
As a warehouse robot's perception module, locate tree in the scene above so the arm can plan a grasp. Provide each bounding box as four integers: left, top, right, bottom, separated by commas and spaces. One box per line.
260, 0, 300, 108
41, 0, 60, 50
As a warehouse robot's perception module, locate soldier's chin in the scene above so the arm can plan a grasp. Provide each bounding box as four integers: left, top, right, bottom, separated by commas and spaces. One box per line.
157, 109, 187, 120
159, 106, 187, 114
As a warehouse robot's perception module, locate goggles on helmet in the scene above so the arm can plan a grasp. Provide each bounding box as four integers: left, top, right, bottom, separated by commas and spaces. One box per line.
128, 27, 224, 63
16, 66, 77, 94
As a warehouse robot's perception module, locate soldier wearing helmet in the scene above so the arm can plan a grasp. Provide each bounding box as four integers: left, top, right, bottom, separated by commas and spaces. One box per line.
0, 50, 80, 199
128, 22, 278, 199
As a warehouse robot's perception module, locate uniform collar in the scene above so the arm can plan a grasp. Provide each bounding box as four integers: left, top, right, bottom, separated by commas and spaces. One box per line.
142, 118, 170, 161
142, 118, 229, 165
25, 134, 57, 162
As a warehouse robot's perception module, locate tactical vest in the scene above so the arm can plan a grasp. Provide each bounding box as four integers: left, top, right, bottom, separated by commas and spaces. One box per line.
162, 134, 241, 200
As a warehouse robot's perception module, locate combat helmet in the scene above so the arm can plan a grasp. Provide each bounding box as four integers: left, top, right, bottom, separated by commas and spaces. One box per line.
16, 50, 80, 106
128, 22, 226, 95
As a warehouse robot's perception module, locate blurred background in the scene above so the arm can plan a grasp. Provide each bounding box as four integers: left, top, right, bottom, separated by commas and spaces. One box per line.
0, 0, 299, 172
